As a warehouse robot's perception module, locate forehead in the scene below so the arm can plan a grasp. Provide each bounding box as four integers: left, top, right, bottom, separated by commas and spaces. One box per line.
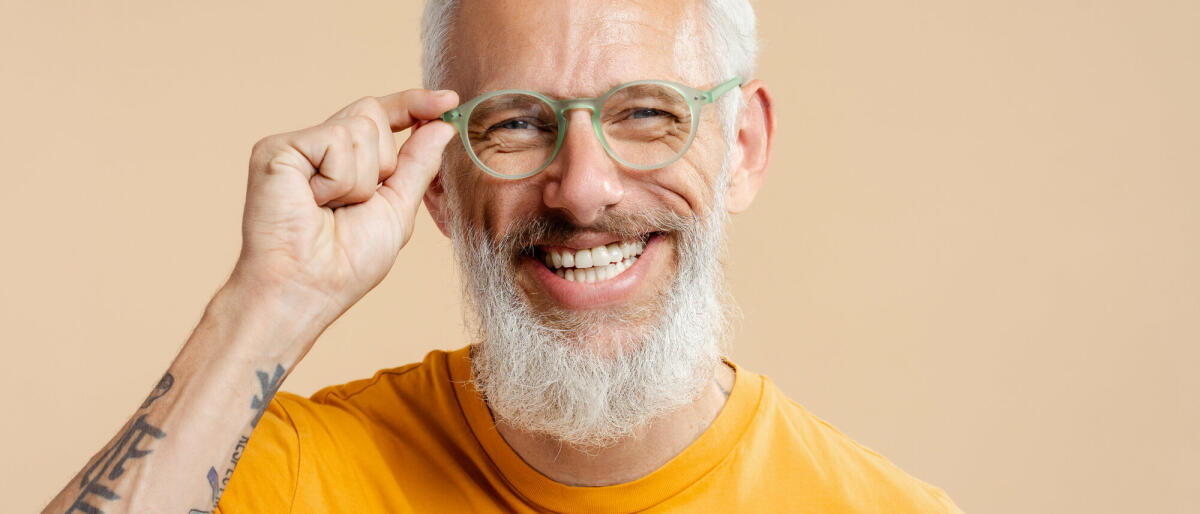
447, 0, 710, 99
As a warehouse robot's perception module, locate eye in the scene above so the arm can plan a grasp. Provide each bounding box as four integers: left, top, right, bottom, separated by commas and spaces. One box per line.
492, 118, 538, 131
630, 108, 671, 120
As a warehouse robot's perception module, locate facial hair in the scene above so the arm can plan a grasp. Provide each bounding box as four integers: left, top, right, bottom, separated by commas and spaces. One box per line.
446, 183, 734, 450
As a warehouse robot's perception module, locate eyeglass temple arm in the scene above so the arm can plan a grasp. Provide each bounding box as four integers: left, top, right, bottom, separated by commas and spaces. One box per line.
699, 76, 743, 104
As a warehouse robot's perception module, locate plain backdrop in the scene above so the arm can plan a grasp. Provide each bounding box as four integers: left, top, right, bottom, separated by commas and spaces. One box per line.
2, 1, 1197, 512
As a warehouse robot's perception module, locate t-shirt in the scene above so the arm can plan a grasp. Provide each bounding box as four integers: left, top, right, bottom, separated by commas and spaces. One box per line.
215, 347, 962, 513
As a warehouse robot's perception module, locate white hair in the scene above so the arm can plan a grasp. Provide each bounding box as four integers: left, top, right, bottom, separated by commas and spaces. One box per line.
419, 0, 759, 139
446, 156, 736, 450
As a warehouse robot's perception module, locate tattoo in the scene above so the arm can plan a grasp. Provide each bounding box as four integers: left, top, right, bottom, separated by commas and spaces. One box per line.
249, 365, 284, 428
205, 435, 249, 508
66, 415, 167, 514
206, 467, 220, 506
714, 378, 730, 399
141, 372, 175, 409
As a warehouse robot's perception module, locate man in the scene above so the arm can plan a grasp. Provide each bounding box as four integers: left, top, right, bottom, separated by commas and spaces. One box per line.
45, 0, 962, 512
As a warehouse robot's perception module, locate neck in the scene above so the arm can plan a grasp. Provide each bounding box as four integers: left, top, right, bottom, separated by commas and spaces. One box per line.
493, 361, 736, 487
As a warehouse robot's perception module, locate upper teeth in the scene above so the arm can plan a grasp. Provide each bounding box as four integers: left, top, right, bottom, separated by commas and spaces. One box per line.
543, 240, 645, 270
542, 239, 646, 283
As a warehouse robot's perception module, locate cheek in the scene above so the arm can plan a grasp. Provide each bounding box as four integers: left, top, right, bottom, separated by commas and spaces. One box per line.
638, 137, 726, 218
461, 175, 547, 235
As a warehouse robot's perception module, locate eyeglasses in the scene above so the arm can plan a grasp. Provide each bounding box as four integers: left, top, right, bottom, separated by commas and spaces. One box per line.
440, 76, 742, 179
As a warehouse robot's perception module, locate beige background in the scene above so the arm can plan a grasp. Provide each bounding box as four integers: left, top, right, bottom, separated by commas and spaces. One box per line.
2, 1, 1196, 512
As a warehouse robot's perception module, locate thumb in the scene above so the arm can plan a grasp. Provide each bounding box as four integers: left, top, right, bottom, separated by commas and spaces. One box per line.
378, 120, 458, 228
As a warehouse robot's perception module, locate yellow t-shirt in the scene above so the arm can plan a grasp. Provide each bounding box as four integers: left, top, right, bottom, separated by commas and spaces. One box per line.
216, 347, 962, 513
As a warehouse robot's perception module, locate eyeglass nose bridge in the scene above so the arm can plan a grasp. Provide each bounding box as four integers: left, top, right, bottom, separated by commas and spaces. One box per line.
546, 97, 613, 165
554, 98, 602, 114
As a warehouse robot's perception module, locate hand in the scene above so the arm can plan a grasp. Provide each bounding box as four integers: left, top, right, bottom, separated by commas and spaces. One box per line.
231, 89, 460, 321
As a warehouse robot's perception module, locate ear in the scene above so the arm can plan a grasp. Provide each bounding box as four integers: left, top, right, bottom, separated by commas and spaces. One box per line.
724, 79, 775, 214
423, 171, 453, 239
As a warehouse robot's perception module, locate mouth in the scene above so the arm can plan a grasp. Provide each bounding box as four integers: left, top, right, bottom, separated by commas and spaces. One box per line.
518, 232, 666, 310
529, 233, 653, 283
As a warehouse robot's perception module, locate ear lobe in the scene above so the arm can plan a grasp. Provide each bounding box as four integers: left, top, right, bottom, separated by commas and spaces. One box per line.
423, 172, 453, 239
724, 79, 775, 214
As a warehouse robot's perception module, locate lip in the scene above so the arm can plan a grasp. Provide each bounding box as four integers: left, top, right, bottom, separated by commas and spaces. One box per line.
544, 232, 630, 252
521, 233, 666, 310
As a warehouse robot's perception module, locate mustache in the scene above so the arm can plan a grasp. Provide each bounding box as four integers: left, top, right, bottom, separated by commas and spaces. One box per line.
492, 209, 698, 255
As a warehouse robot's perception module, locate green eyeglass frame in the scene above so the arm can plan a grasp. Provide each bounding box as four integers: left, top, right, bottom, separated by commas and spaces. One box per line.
440, 76, 742, 179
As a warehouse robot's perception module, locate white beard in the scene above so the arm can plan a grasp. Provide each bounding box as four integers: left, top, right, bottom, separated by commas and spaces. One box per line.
445, 179, 734, 451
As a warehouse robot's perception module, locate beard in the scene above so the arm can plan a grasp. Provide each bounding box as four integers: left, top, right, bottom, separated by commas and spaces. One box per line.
445, 178, 734, 450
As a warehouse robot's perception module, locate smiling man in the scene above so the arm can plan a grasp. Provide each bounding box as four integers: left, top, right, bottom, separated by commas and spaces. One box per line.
44, 1, 962, 513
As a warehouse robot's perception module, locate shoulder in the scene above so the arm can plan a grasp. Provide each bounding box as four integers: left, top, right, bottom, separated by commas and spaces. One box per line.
283, 347, 463, 438
218, 348, 469, 512
742, 372, 963, 513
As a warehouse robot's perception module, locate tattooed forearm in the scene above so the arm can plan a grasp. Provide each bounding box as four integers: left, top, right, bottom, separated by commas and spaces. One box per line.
65, 415, 167, 514
62, 373, 175, 513
197, 364, 282, 511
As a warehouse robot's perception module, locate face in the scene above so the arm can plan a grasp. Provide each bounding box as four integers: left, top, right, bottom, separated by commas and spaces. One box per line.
424, 0, 772, 447
440, 0, 730, 325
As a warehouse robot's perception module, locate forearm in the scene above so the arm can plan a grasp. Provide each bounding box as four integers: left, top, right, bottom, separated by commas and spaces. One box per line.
43, 279, 335, 514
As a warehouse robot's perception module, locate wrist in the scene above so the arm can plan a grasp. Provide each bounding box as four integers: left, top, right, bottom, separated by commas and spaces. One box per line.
201, 274, 343, 365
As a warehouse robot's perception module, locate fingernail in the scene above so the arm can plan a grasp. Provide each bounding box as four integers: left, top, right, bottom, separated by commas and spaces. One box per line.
433, 89, 454, 97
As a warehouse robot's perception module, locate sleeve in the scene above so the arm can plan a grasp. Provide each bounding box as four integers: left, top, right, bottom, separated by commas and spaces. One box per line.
214, 395, 302, 513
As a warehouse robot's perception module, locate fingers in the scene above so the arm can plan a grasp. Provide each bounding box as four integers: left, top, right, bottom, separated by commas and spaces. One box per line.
321, 90, 459, 207
377, 89, 460, 132
291, 123, 358, 206
249, 89, 460, 209
377, 120, 458, 227
328, 97, 399, 181
318, 116, 376, 207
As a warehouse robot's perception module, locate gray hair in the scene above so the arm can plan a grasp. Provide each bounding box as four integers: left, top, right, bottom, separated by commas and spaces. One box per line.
419, 0, 759, 140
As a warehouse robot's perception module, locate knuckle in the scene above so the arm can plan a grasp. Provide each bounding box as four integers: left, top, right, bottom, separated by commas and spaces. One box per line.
250, 134, 279, 156
249, 135, 282, 170
327, 123, 353, 142
353, 96, 384, 113
348, 115, 378, 136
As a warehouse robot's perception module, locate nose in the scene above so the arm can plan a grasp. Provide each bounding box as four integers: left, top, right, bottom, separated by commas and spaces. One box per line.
542, 109, 624, 225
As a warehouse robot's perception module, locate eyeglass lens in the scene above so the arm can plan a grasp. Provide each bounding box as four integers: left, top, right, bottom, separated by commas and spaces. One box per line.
465, 83, 694, 176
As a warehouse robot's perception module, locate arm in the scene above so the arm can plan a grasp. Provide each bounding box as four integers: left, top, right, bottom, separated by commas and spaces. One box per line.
42, 89, 460, 513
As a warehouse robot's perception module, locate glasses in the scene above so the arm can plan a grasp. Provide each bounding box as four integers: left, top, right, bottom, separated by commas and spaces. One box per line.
440, 76, 742, 179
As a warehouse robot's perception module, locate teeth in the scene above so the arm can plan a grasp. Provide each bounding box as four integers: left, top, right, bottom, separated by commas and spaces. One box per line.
540, 237, 649, 283
545, 240, 645, 270
591, 245, 609, 267
605, 243, 621, 264
574, 248, 593, 269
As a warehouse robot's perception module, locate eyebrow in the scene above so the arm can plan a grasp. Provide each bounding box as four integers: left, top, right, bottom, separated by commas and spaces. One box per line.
604, 84, 683, 104
469, 95, 552, 122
